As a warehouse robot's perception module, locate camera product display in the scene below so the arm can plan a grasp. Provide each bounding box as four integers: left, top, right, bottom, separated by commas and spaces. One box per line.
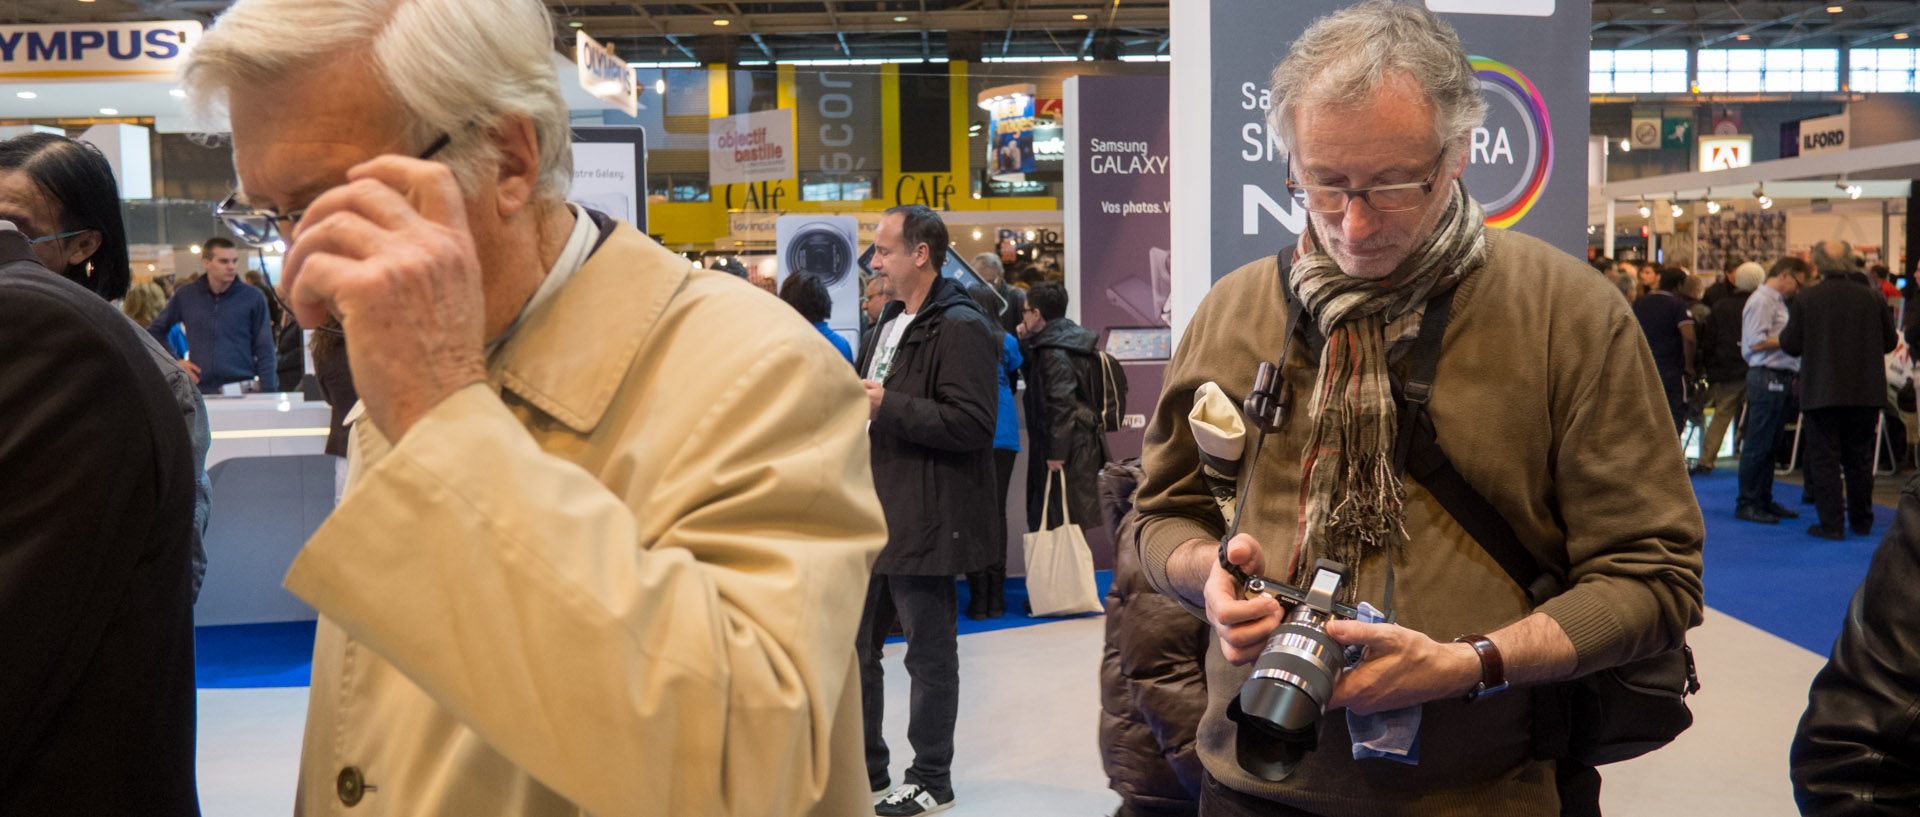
781, 218, 856, 286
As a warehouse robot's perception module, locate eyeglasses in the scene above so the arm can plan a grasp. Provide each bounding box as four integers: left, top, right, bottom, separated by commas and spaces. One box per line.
215, 132, 454, 248
1285, 149, 1448, 214
27, 228, 88, 245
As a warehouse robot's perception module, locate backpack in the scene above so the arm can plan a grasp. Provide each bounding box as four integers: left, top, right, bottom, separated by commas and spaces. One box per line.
1082, 348, 1130, 433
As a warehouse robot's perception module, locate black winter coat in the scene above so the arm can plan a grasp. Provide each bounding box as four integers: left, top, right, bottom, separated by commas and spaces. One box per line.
1781, 272, 1897, 410
1024, 317, 1110, 527
1098, 461, 1206, 813
1791, 472, 1920, 815
857, 274, 1003, 575
0, 230, 200, 815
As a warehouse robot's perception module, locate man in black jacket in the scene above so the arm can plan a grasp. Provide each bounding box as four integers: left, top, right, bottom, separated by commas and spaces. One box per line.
1693, 261, 1763, 474
1782, 240, 1899, 540
854, 204, 1000, 816
1021, 281, 1110, 531
1791, 472, 1920, 815
0, 225, 200, 814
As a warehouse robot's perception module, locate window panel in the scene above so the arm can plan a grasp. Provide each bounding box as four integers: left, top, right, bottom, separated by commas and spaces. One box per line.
1729, 50, 1763, 71
1804, 71, 1838, 91
1698, 50, 1727, 71
1615, 50, 1653, 72
1697, 73, 1728, 93
1652, 50, 1688, 72
1766, 50, 1802, 71
1804, 49, 1839, 70
1764, 72, 1800, 92
1591, 51, 1614, 72
1615, 73, 1653, 93
1652, 71, 1688, 93
1853, 50, 1878, 70
1851, 69, 1878, 92
1591, 73, 1614, 94
1727, 70, 1762, 92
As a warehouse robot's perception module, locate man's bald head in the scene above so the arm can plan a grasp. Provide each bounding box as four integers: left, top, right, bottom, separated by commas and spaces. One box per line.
1810, 240, 1856, 275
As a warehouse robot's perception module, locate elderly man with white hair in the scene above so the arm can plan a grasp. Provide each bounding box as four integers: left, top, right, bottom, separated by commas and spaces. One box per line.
1133, 2, 1703, 814
184, 1, 886, 815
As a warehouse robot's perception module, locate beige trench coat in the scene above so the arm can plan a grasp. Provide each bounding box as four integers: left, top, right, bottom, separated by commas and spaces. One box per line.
283, 220, 886, 816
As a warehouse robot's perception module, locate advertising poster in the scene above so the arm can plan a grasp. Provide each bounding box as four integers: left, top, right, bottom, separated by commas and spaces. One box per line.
775, 214, 860, 349
1176, 0, 1591, 318
709, 108, 797, 186
569, 126, 647, 232
0, 21, 201, 82
1065, 74, 1173, 464
986, 93, 1037, 180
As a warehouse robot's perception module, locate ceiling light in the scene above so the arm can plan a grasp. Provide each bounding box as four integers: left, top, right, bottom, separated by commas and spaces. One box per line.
1736, 34, 1751, 41
15, 91, 35, 99
1073, 13, 1090, 20
1706, 200, 1722, 214
169, 88, 186, 98
1671, 203, 1685, 218
655, 78, 666, 95
99, 107, 118, 115
1638, 203, 1652, 218
712, 18, 730, 26
972, 229, 983, 240
189, 244, 201, 254
1897, 32, 1912, 40
1758, 195, 1773, 209
1619, 138, 1631, 152
569, 21, 583, 28
1839, 179, 1863, 199
1826, 5, 1843, 13
894, 15, 908, 22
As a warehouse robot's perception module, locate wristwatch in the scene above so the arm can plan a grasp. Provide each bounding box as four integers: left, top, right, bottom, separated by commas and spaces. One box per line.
1455, 634, 1507, 702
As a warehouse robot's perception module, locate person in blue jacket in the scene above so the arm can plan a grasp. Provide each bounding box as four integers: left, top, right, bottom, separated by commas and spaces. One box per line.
967, 284, 1022, 619
778, 272, 854, 365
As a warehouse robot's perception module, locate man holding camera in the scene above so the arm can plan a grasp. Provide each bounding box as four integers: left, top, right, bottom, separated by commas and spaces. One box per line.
1135, 3, 1704, 815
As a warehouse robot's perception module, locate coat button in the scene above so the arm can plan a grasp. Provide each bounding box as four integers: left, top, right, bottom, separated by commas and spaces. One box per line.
336, 766, 366, 807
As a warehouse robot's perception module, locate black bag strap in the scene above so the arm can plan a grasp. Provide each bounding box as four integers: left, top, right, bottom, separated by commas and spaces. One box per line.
1389, 286, 1557, 601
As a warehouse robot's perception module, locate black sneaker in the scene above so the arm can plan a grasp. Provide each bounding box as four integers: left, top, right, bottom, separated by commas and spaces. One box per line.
1734, 505, 1780, 524
875, 783, 954, 816
871, 782, 890, 799
1767, 502, 1800, 520
1851, 520, 1874, 536
1807, 524, 1847, 541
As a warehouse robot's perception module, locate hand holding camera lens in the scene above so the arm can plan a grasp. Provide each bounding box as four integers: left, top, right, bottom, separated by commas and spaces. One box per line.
1320, 619, 1480, 716
1205, 533, 1286, 665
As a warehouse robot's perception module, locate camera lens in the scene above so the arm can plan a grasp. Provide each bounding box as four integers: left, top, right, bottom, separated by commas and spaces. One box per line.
1227, 601, 1347, 781
786, 226, 853, 285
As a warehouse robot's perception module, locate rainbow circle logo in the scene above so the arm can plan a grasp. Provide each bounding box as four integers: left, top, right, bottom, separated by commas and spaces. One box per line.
1468, 56, 1552, 229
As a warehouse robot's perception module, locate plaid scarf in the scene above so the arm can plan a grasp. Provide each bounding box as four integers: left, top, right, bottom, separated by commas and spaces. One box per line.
1286, 180, 1486, 586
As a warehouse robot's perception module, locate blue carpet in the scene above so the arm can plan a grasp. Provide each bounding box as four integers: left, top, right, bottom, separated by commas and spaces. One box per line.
1690, 468, 1884, 656
197, 571, 1116, 688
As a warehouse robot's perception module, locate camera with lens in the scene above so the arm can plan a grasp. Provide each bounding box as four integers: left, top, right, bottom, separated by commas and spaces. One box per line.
1225, 558, 1362, 782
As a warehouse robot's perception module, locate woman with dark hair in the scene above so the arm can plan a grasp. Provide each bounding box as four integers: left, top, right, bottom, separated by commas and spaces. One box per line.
778, 272, 854, 364
0, 132, 132, 301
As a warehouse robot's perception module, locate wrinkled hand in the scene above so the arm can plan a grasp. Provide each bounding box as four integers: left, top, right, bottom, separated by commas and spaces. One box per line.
1323, 620, 1478, 715
1046, 459, 1065, 471
279, 156, 487, 441
1206, 534, 1285, 665
178, 358, 201, 384
861, 379, 886, 420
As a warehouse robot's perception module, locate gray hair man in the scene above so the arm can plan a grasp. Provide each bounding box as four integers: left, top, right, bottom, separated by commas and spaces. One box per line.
1134, 2, 1703, 814
184, 1, 886, 814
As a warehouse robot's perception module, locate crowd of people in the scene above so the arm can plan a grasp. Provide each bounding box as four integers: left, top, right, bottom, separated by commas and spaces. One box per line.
5, 0, 1920, 815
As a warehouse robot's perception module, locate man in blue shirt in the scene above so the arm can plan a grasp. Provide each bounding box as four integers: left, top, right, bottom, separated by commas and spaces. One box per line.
147, 237, 277, 394
1735, 256, 1811, 524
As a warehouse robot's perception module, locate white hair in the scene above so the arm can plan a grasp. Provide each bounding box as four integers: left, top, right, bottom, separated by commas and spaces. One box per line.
1268, 0, 1488, 158
1733, 261, 1766, 292
183, 0, 572, 201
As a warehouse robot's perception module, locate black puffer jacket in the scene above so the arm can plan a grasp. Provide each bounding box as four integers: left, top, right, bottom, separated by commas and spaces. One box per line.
857, 274, 1002, 575
1098, 460, 1207, 815
1791, 473, 1920, 815
1024, 317, 1110, 527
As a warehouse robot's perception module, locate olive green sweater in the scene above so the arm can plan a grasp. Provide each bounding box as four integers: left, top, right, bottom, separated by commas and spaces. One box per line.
1137, 228, 1705, 816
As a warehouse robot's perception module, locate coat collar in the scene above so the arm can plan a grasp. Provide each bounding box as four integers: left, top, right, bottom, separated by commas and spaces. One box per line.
488, 216, 692, 433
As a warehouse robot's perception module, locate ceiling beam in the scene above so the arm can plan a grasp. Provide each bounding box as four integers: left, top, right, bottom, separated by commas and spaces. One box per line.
572, 8, 1165, 38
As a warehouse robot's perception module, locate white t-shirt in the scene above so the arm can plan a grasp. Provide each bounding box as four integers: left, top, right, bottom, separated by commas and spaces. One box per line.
866, 312, 916, 382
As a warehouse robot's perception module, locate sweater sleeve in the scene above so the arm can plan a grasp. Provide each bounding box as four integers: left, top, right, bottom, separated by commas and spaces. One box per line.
1135, 298, 1229, 618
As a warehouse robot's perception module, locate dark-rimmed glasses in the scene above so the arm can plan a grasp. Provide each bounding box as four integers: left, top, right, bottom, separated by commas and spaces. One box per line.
1285, 149, 1447, 214
214, 132, 453, 247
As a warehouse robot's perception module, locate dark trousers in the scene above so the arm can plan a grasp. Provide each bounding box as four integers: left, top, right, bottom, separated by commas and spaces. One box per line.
1738, 367, 1793, 510
1197, 764, 1599, 816
1803, 406, 1879, 530
1659, 370, 1687, 435
967, 449, 1019, 603
858, 573, 960, 796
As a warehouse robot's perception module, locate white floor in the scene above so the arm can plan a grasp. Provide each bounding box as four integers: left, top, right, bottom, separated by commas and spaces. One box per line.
196, 606, 1824, 816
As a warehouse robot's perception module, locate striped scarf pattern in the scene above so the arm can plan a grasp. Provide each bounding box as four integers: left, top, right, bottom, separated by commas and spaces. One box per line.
1287, 180, 1486, 585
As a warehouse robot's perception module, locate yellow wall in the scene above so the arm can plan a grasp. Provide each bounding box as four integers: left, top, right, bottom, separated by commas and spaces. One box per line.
654, 61, 1057, 250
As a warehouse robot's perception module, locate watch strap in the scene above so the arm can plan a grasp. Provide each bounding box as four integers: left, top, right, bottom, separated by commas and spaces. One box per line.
1455, 633, 1507, 702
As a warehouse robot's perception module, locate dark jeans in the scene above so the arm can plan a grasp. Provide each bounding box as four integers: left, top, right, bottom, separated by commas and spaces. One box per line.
1738, 367, 1793, 510
858, 573, 959, 796
968, 448, 1020, 598
1803, 406, 1879, 530
1658, 370, 1687, 435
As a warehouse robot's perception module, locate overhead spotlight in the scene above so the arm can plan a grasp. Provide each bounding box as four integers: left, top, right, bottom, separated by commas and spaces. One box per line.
99, 107, 118, 115
1619, 138, 1631, 152
1587, 225, 1597, 235
189, 244, 201, 254
568, 21, 583, 28
1638, 201, 1652, 218
1706, 200, 1722, 214
1838, 178, 1862, 199
15, 91, 35, 99
1826, 5, 1843, 12
1736, 34, 1752, 41
893, 15, 908, 22
1896, 32, 1911, 40
1758, 194, 1773, 209
972, 229, 983, 240
169, 88, 186, 98
655, 78, 666, 95
1025, 230, 1037, 241
1671, 203, 1685, 218
1072, 13, 1090, 20
712, 18, 730, 26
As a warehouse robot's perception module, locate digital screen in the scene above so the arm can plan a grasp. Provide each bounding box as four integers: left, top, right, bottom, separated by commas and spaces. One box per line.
1106, 327, 1172, 361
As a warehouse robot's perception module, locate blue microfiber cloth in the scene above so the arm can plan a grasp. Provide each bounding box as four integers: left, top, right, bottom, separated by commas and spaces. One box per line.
1346, 601, 1421, 764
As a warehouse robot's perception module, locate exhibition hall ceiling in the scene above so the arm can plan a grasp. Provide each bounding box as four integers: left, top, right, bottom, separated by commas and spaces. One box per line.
2, 2, 1919, 61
